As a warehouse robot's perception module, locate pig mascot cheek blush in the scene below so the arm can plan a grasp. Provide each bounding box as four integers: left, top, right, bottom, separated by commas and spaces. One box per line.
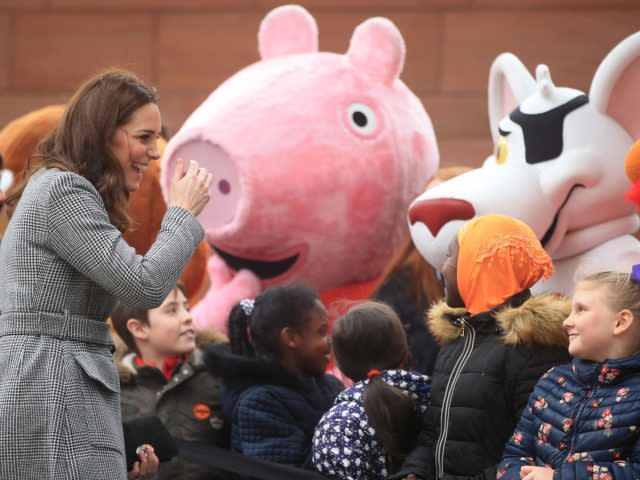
161, 5, 439, 331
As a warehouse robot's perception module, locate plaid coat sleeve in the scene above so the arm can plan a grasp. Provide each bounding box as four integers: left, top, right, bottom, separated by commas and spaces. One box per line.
47, 172, 204, 309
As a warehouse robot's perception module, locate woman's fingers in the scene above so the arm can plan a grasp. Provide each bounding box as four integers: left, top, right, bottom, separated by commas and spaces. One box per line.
185, 159, 199, 177
126, 461, 140, 480
204, 172, 214, 189
173, 158, 185, 182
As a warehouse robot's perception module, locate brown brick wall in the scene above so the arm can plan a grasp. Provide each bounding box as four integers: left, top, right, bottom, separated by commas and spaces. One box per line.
0, 0, 638, 168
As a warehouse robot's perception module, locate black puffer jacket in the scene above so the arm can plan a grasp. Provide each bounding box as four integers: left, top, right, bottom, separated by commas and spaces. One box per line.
391, 290, 571, 480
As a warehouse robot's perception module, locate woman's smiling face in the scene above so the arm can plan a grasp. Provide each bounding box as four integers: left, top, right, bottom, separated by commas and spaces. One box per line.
108, 102, 162, 193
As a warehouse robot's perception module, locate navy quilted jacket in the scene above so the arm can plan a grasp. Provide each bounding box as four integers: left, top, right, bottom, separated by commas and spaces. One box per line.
498, 356, 640, 480
204, 344, 344, 470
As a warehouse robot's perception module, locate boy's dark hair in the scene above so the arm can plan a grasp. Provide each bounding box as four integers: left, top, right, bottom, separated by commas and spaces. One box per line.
227, 284, 319, 358
111, 282, 187, 353
332, 301, 417, 470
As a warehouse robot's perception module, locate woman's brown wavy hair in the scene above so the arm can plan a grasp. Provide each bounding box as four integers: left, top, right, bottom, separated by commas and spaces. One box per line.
5, 68, 159, 232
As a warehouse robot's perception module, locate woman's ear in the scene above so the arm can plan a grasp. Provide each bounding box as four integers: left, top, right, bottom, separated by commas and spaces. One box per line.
613, 309, 635, 336
280, 326, 299, 349
127, 318, 150, 342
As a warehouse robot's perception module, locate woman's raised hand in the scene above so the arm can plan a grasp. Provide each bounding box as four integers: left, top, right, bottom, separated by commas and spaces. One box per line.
169, 158, 213, 217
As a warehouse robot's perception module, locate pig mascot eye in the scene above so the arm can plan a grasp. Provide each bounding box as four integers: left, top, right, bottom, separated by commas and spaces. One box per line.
347, 102, 378, 136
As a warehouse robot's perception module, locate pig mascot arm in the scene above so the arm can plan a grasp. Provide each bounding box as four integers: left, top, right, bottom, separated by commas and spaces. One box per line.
188, 254, 261, 331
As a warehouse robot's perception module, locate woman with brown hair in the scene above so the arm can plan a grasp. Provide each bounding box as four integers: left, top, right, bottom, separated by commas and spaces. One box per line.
0, 69, 212, 479
371, 166, 471, 375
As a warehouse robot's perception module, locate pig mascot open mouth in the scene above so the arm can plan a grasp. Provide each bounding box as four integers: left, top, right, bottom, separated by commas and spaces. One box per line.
408, 32, 640, 295
161, 5, 439, 330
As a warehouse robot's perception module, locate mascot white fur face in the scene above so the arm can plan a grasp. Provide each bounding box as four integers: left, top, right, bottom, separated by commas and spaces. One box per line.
409, 32, 640, 295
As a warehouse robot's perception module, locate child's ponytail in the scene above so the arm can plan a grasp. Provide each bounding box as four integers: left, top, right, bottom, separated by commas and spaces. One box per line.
227, 299, 256, 357
363, 371, 419, 470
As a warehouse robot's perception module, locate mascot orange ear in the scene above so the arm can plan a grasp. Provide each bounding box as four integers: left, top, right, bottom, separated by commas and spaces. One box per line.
624, 140, 640, 209
0, 105, 66, 178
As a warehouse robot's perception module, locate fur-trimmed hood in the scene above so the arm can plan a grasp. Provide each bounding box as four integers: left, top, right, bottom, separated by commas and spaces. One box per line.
114, 328, 228, 384
428, 294, 570, 349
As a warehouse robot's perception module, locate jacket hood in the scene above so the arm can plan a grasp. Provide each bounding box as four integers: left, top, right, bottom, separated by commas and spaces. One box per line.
428, 294, 570, 349
203, 343, 323, 393
114, 328, 228, 384
335, 369, 431, 415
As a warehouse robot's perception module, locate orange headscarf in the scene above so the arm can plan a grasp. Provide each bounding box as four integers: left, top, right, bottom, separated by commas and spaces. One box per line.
456, 214, 553, 315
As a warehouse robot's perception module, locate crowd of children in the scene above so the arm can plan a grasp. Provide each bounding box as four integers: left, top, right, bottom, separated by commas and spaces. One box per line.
105, 213, 640, 480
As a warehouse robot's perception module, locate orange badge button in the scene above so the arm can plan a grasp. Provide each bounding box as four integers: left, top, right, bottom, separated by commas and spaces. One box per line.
192, 403, 211, 420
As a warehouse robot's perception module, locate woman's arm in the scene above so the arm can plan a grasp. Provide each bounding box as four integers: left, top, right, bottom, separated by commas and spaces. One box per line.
47, 172, 204, 309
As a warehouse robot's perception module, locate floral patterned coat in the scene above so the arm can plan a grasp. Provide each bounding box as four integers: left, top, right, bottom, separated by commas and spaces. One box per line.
312, 369, 431, 479
498, 356, 640, 480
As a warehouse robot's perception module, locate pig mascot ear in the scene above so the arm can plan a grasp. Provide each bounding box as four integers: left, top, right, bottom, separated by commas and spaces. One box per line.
488, 53, 536, 143
258, 4, 318, 59
346, 17, 405, 85
590, 31, 640, 141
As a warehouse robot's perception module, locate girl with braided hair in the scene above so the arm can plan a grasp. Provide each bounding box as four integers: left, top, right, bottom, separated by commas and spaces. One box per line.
204, 284, 343, 471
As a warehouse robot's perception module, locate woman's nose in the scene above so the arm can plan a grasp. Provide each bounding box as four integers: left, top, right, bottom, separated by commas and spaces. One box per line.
148, 142, 161, 159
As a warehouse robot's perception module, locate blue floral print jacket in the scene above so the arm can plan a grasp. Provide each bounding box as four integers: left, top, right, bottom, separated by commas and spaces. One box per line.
312, 369, 431, 479
498, 356, 640, 480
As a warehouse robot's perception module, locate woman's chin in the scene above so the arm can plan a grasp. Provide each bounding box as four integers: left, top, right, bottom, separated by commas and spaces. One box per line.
125, 181, 142, 193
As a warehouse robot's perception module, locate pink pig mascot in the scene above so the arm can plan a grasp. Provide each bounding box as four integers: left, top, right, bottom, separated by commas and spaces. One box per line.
161, 4, 439, 331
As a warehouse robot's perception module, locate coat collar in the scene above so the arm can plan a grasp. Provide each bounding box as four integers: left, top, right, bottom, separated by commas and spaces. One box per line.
335, 369, 430, 412
114, 328, 227, 385
428, 292, 570, 348
203, 343, 322, 393
572, 356, 640, 386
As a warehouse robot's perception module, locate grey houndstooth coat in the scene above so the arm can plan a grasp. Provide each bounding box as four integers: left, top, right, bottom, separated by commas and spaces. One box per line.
0, 168, 204, 479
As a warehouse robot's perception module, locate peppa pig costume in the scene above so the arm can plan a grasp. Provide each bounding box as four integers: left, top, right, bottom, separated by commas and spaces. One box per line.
161, 4, 439, 331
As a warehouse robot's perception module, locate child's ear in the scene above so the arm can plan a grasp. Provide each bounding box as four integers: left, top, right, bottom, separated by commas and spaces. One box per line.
280, 327, 299, 349
613, 309, 635, 336
127, 318, 150, 341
